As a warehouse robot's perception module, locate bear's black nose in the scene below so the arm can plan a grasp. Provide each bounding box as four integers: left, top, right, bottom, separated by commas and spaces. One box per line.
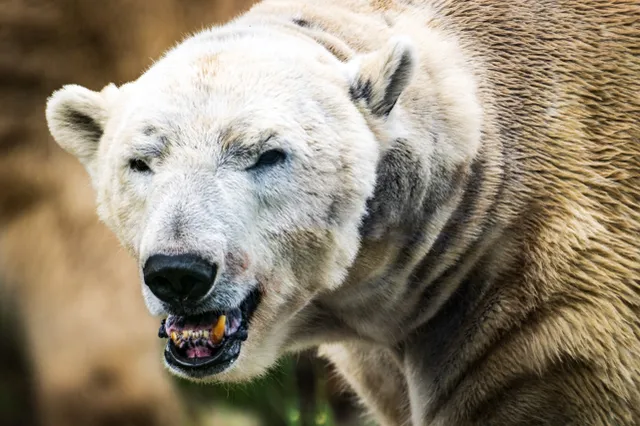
143, 254, 217, 305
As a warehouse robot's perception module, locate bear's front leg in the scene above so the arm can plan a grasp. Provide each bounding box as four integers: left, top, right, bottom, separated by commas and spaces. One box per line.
319, 342, 412, 426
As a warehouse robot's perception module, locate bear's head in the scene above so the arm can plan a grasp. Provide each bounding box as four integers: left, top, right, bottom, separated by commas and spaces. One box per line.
45, 26, 415, 382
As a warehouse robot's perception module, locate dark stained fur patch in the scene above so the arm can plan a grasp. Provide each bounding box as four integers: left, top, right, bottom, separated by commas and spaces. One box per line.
136, 142, 166, 160
415, 156, 485, 267
394, 161, 469, 275
142, 125, 156, 136
349, 48, 413, 116
64, 110, 103, 141
292, 18, 311, 28
361, 138, 467, 243
360, 138, 424, 237
349, 78, 373, 106
373, 49, 414, 116
405, 263, 488, 383
170, 213, 186, 241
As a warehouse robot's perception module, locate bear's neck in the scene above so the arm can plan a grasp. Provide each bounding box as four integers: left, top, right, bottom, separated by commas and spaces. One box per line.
253, 0, 522, 355
262, 1, 516, 345
319, 131, 514, 341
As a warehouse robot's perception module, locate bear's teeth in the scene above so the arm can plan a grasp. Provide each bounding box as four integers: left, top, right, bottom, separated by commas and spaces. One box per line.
170, 328, 215, 342
212, 315, 227, 344
166, 316, 229, 345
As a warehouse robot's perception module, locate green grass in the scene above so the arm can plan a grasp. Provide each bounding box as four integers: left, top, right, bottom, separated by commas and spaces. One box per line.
174, 355, 340, 426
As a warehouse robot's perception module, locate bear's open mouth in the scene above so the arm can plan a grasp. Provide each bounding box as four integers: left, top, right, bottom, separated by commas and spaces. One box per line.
158, 288, 260, 377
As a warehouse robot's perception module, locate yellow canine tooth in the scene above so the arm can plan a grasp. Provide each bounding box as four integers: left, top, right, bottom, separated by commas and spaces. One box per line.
170, 331, 178, 343
212, 315, 226, 344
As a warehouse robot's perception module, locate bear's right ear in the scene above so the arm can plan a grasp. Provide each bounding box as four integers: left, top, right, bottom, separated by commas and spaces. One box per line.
45, 84, 115, 167
346, 37, 417, 117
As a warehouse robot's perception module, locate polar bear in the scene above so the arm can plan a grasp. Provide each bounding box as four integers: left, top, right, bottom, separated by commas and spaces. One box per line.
45, 0, 639, 425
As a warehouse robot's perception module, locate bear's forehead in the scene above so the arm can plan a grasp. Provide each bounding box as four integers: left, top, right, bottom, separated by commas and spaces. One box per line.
118, 86, 310, 143
109, 33, 342, 156
112, 106, 297, 158
114, 120, 278, 163
123, 50, 323, 126
140, 33, 328, 93
111, 85, 319, 160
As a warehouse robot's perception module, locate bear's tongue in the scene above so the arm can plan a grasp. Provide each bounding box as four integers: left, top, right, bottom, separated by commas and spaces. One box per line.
159, 309, 243, 359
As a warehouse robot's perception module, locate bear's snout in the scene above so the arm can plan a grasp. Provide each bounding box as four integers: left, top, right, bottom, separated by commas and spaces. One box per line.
143, 254, 217, 306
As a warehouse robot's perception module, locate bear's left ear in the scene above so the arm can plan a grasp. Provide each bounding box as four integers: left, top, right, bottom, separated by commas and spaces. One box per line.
346, 37, 417, 117
45, 83, 117, 168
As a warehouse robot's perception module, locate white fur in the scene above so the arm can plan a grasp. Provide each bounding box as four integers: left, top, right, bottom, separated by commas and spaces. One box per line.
45, 0, 482, 403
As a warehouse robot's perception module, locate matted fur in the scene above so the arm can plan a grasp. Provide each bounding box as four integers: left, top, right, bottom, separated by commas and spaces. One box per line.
45, 0, 639, 425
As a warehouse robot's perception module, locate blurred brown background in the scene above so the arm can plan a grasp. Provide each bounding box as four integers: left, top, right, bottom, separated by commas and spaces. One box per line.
0, 1, 363, 425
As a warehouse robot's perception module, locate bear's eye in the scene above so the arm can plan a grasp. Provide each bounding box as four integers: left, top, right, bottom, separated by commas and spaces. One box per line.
249, 149, 287, 170
129, 158, 152, 173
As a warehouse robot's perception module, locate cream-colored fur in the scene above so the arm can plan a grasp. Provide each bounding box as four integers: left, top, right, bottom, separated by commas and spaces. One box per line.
45, 0, 639, 425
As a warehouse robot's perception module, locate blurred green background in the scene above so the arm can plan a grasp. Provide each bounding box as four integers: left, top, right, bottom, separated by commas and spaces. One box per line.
0, 1, 369, 425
